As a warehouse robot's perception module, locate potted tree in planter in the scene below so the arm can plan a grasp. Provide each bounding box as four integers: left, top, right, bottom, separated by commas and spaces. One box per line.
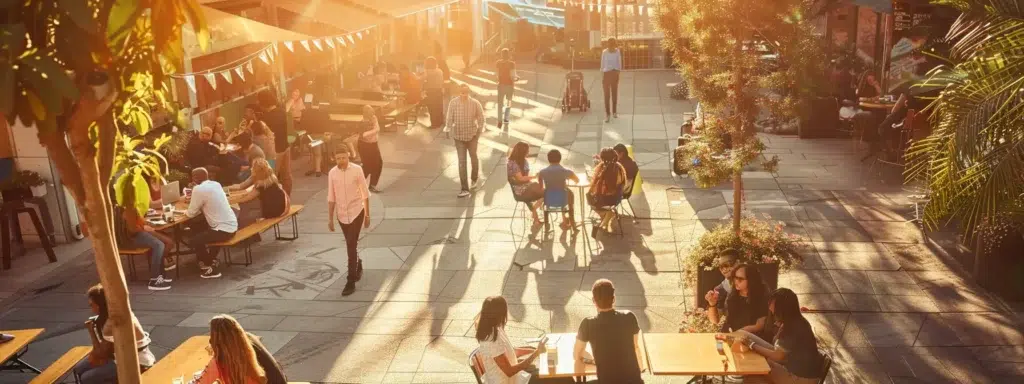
0, 170, 46, 200
684, 217, 804, 308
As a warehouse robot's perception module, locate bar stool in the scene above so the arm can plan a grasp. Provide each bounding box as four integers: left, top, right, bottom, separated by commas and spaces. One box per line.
1, 197, 58, 270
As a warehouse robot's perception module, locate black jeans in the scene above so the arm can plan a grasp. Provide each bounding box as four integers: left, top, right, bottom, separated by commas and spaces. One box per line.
339, 210, 365, 283
189, 228, 234, 266
358, 140, 383, 187
602, 70, 620, 116
426, 88, 445, 128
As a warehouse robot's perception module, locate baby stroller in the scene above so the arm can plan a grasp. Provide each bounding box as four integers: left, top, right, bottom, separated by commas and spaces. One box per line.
560, 71, 591, 113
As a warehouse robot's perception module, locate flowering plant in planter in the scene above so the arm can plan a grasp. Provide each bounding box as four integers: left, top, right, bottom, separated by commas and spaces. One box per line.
678, 307, 726, 334
683, 217, 804, 285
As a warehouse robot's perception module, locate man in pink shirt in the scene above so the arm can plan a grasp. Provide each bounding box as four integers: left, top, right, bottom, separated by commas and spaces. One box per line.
327, 146, 371, 296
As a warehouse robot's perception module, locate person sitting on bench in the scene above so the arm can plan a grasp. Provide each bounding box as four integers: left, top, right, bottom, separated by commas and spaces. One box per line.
120, 191, 175, 291
185, 168, 237, 279
75, 284, 156, 384
235, 158, 290, 229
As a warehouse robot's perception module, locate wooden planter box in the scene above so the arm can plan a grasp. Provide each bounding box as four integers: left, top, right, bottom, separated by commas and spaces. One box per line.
694, 262, 779, 309
974, 232, 1024, 300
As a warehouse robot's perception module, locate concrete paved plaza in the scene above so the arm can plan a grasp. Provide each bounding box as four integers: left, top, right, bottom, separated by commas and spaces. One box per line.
1, 64, 1022, 383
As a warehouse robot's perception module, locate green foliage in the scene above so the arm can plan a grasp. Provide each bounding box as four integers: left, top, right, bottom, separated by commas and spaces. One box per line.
112, 130, 171, 217
683, 218, 804, 284
904, 0, 1024, 238
657, 0, 827, 186
678, 307, 726, 333
0, 170, 45, 190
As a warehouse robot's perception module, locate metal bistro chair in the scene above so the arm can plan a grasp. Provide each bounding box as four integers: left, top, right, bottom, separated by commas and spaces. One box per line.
468, 347, 486, 384
542, 187, 573, 236
817, 350, 834, 384
864, 109, 917, 185
509, 183, 537, 243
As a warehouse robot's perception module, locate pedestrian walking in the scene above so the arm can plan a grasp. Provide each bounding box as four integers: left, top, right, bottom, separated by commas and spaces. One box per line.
357, 105, 383, 192
326, 146, 370, 296
445, 84, 485, 198
423, 56, 446, 129
601, 38, 623, 123
495, 48, 518, 131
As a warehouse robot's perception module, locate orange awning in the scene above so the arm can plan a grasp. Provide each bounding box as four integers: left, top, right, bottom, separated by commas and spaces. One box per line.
351, 0, 459, 18
185, 6, 313, 57
272, 0, 388, 32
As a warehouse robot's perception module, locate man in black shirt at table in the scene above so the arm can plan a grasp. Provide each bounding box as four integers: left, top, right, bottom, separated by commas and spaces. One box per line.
575, 278, 644, 384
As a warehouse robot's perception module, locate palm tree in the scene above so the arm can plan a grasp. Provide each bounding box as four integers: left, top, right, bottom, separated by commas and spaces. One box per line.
905, 0, 1024, 238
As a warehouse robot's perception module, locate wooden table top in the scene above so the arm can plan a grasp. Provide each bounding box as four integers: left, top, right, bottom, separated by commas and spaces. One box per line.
142, 335, 210, 382
567, 173, 591, 188
859, 100, 897, 110
334, 98, 391, 108
0, 329, 44, 363
328, 114, 364, 123
536, 332, 647, 378
644, 333, 769, 376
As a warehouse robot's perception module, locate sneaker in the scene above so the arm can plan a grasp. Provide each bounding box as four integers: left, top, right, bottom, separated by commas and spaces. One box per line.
613, 113, 619, 118
341, 281, 356, 296
457, 190, 471, 198
163, 259, 176, 272
200, 264, 222, 279
605, 116, 611, 123
315, 171, 322, 177
471, 178, 483, 190
497, 121, 503, 130
369, 186, 381, 193
305, 170, 315, 176
148, 276, 172, 291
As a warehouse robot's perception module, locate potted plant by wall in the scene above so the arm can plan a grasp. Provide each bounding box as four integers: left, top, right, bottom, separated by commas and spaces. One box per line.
0, 170, 46, 200
974, 213, 1024, 300
684, 217, 804, 308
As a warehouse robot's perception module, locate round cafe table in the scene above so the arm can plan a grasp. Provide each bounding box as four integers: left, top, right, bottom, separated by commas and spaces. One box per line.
568, 174, 592, 255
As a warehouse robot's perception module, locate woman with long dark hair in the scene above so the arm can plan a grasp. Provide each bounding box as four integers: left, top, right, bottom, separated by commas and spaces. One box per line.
706, 264, 770, 337
730, 288, 824, 384
507, 141, 543, 225
587, 147, 626, 237
358, 104, 384, 192
600, 38, 623, 123
475, 296, 570, 384
73, 284, 156, 384
190, 315, 267, 384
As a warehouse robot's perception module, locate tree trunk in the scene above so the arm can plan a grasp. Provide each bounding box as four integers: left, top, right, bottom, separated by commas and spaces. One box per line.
78, 157, 142, 384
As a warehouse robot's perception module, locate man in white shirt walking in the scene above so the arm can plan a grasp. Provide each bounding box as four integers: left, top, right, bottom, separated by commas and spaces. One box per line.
185, 167, 238, 279
446, 84, 485, 198
327, 147, 371, 296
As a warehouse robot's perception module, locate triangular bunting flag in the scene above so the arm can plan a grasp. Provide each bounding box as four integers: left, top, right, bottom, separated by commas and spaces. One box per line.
234, 67, 245, 82
184, 76, 197, 94
259, 52, 269, 65
312, 39, 323, 51
356, 32, 363, 40
204, 73, 217, 90
325, 38, 335, 49
220, 70, 233, 84
299, 40, 311, 52
346, 35, 355, 44
267, 48, 275, 62
283, 41, 295, 52
246, 61, 254, 74
272, 43, 279, 54
338, 36, 347, 46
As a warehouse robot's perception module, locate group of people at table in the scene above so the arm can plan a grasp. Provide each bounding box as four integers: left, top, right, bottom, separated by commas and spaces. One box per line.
121, 89, 300, 291
475, 250, 826, 384
506, 142, 639, 238
72, 284, 287, 384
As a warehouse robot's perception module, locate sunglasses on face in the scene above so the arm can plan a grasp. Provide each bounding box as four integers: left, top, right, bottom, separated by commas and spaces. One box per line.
731, 276, 747, 282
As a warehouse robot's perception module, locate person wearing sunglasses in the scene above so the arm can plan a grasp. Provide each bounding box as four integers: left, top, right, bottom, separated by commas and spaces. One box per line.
705, 263, 770, 338
728, 288, 825, 384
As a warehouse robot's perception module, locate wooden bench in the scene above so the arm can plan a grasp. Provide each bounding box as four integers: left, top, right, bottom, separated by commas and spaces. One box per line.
384, 103, 419, 131
209, 205, 304, 266
27, 346, 91, 384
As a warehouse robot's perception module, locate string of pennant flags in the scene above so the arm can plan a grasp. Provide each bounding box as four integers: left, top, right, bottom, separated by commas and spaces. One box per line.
172, 28, 374, 94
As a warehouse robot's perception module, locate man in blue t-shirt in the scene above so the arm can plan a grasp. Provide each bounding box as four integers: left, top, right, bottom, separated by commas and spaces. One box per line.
537, 149, 579, 229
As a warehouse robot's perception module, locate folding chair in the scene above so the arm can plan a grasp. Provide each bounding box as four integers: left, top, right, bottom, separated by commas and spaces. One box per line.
509, 184, 535, 243
817, 351, 834, 384
468, 347, 486, 384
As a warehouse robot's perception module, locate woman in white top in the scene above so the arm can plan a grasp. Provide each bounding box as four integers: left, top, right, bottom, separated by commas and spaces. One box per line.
74, 284, 156, 384
357, 105, 383, 192
475, 296, 572, 384
600, 38, 624, 123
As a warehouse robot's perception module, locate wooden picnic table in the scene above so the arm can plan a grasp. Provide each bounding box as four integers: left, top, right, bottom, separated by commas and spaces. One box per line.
643, 333, 770, 376
142, 335, 210, 383
0, 328, 45, 373
535, 332, 647, 379
148, 190, 247, 231
328, 113, 363, 123
333, 98, 391, 108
